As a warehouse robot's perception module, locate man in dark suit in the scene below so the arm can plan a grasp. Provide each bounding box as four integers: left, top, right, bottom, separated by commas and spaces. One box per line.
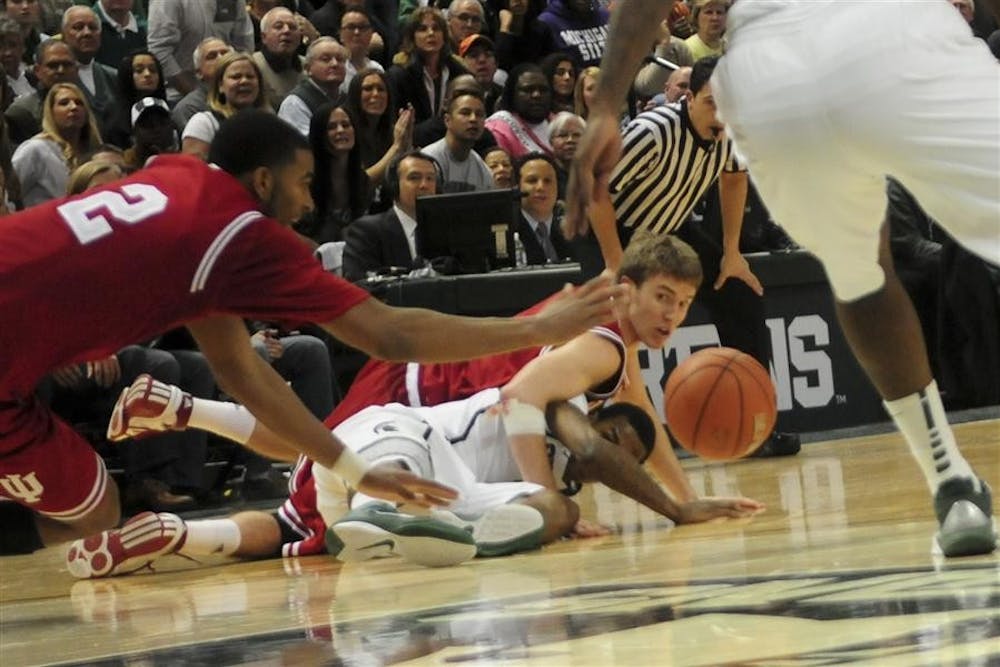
60, 6, 121, 138
343, 150, 440, 281
514, 152, 573, 265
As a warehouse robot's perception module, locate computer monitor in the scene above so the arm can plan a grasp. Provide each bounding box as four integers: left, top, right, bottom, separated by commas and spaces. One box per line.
415, 188, 521, 274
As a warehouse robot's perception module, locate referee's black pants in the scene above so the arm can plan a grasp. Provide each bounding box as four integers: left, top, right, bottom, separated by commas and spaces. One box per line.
674, 222, 772, 369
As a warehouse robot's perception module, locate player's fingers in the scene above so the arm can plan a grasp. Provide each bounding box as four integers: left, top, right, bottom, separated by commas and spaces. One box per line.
421, 491, 459, 507
724, 501, 764, 517
386, 484, 417, 505
403, 476, 459, 501
736, 498, 766, 511
575, 271, 614, 298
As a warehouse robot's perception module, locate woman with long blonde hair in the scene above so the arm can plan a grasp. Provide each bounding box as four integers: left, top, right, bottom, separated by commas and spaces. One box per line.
12, 82, 102, 207
182, 52, 270, 160
574, 66, 600, 119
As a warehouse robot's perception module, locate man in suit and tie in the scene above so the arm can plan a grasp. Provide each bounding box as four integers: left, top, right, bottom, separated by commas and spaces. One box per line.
343, 150, 440, 281
515, 152, 573, 265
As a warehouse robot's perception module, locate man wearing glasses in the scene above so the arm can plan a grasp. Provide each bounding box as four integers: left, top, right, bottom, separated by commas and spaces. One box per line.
339, 7, 383, 94
446, 0, 485, 51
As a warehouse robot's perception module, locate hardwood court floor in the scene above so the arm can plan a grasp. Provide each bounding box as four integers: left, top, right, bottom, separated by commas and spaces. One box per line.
2, 420, 998, 666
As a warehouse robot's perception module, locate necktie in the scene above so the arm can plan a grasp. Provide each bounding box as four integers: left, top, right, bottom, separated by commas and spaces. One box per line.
536, 223, 558, 263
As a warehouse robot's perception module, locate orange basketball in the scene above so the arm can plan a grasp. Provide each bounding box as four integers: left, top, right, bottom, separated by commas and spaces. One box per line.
663, 347, 778, 461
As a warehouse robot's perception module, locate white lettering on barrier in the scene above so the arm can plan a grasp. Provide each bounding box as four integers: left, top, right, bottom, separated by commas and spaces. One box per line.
639, 316, 836, 419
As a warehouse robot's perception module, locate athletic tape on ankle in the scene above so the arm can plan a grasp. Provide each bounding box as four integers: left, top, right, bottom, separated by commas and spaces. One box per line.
332, 448, 370, 487
502, 399, 546, 436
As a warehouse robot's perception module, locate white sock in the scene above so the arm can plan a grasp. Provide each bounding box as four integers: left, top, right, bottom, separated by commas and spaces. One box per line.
883, 380, 976, 493
178, 519, 242, 557
188, 399, 256, 445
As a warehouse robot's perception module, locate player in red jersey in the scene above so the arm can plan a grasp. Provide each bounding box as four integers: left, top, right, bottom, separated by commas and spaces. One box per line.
0, 110, 624, 556
78, 233, 763, 567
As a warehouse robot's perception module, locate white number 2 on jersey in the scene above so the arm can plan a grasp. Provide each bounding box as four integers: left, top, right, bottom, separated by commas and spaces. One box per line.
57, 184, 169, 245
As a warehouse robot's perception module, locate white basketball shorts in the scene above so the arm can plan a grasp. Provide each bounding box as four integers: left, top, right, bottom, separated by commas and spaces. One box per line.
714, 0, 1000, 301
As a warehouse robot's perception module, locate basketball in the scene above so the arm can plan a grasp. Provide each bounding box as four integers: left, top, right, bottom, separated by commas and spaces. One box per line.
663, 347, 778, 461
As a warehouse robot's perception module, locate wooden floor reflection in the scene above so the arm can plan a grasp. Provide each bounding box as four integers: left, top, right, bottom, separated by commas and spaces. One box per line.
2, 420, 998, 666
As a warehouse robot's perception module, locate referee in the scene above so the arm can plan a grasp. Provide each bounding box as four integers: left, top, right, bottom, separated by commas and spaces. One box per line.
604, 55, 799, 457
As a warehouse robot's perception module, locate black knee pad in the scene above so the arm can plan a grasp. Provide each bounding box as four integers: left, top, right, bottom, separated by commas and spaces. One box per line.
0, 502, 45, 555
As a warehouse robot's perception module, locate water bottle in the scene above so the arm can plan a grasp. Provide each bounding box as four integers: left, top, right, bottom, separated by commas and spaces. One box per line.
513, 232, 527, 268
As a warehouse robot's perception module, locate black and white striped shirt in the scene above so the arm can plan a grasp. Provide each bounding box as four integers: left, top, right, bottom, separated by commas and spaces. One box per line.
610, 99, 744, 235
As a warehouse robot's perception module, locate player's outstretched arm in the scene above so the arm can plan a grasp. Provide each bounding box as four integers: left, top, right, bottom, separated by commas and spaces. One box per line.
187, 315, 458, 507
617, 352, 700, 502
324, 271, 625, 363
589, 187, 625, 272
546, 401, 685, 521
500, 332, 625, 488
547, 401, 765, 524
189, 316, 340, 467
564, 0, 671, 235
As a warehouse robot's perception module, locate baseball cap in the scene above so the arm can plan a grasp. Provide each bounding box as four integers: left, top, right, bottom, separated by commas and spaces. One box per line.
458, 33, 494, 58
131, 97, 171, 128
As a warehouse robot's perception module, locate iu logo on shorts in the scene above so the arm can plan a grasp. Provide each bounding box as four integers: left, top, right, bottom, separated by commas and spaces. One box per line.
0, 472, 44, 504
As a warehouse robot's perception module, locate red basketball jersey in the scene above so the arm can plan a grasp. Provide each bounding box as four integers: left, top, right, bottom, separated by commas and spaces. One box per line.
0, 155, 370, 399
325, 297, 626, 428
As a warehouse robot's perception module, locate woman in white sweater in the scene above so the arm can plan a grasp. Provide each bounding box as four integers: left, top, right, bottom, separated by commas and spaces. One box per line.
181, 52, 270, 160
12, 82, 102, 208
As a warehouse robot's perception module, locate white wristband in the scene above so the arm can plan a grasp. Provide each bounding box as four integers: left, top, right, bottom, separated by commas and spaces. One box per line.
501, 399, 547, 436
331, 448, 370, 487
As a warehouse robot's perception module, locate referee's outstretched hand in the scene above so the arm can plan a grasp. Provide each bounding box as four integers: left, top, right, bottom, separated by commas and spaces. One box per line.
716, 251, 764, 296
564, 111, 623, 238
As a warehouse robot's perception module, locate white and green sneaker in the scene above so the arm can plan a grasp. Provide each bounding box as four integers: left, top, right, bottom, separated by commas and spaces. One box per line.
933, 477, 997, 558
326, 503, 477, 567
434, 504, 545, 558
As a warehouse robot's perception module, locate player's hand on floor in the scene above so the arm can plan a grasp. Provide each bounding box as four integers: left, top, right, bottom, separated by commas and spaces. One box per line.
571, 517, 612, 538
676, 496, 766, 524
356, 469, 460, 508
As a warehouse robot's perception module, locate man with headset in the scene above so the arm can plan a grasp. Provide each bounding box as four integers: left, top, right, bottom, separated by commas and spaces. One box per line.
343, 150, 441, 281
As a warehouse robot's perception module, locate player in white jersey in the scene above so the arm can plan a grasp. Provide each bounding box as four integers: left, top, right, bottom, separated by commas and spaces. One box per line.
67, 378, 759, 577
566, 0, 1000, 557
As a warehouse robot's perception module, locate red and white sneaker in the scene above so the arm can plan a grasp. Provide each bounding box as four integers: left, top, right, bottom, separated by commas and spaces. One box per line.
107, 374, 193, 441
66, 512, 188, 579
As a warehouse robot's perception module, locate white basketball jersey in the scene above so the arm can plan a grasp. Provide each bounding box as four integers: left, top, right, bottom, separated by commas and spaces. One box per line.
334, 388, 587, 491
417, 389, 587, 493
